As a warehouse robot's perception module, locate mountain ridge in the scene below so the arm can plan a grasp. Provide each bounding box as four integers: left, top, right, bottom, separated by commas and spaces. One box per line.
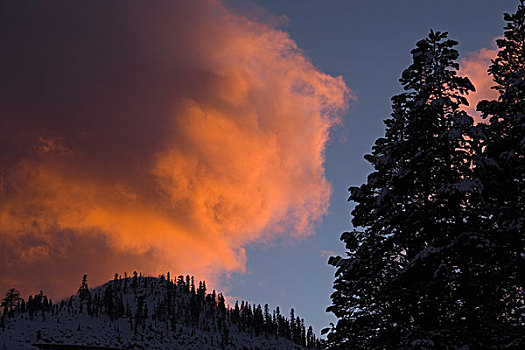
0, 273, 321, 349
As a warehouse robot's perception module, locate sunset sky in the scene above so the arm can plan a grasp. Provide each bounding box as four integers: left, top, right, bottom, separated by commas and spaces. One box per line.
0, 0, 518, 335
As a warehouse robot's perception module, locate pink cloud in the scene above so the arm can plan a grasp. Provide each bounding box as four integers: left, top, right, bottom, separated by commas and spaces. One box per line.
459, 41, 500, 123
0, 0, 350, 298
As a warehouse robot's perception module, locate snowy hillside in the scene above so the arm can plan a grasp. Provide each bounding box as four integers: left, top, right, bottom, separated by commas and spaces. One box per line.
0, 274, 321, 349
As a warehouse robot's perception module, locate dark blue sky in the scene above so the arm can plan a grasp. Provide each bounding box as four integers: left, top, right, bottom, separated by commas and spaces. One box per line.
228, 0, 518, 334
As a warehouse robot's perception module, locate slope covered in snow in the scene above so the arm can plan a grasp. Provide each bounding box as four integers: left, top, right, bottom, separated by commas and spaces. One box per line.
0, 274, 321, 349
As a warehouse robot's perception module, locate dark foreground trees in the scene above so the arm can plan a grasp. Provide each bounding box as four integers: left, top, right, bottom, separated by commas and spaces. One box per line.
325, 3, 525, 347
477, 0, 525, 340
325, 30, 485, 349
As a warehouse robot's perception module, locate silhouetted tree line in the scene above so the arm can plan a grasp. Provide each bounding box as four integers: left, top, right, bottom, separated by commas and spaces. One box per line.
1, 272, 321, 349
326, 1, 525, 349
1, 288, 53, 327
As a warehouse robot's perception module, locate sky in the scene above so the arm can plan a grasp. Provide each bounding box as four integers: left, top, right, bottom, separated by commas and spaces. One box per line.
0, 0, 519, 336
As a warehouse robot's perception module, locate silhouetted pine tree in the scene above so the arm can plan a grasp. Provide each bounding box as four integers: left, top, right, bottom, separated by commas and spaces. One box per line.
132, 271, 138, 289
78, 274, 91, 305
289, 308, 296, 342
477, 1, 525, 347
1, 288, 21, 315
264, 303, 272, 334
325, 30, 495, 349
103, 284, 115, 320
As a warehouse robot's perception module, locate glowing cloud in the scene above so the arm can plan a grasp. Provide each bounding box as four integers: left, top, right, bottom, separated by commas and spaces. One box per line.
0, 0, 349, 297
459, 42, 499, 123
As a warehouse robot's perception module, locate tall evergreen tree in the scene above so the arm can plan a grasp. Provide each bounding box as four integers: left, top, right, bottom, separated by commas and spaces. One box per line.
325, 31, 494, 349
477, 1, 525, 345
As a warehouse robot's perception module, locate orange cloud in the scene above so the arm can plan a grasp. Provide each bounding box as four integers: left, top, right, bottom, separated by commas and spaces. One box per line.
0, 0, 349, 298
459, 42, 499, 123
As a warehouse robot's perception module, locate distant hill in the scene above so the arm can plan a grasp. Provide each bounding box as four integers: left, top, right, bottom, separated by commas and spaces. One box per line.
0, 273, 321, 349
